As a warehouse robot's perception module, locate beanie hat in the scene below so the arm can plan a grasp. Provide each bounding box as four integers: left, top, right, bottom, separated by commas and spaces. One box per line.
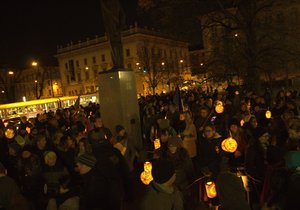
168, 136, 183, 148
77, 154, 97, 168
228, 118, 240, 127
253, 127, 268, 140
152, 160, 175, 184
115, 125, 125, 133
285, 151, 300, 169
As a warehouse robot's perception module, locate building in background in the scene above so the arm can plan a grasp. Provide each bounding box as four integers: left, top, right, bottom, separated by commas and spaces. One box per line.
200, 0, 300, 90
56, 23, 191, 96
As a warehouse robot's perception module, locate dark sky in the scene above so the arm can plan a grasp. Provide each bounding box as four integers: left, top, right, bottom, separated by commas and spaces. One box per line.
0, 0, 138, 68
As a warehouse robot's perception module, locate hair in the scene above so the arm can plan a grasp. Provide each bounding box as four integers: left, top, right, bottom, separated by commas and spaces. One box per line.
44, 151, 57, 164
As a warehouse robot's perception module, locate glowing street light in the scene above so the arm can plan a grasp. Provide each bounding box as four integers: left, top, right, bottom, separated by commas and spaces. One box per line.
180, 59, 184, 63
8, 71, 14, 75
234, 33, 238, 37
136, 62, 140, 66
32, 61, 38, 66
34, 80, 38, 83
85, 66, 89, 70
161, 62, 165, 66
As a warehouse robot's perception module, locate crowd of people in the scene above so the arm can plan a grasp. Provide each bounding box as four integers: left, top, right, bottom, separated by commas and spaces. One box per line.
0, 85, 300, 210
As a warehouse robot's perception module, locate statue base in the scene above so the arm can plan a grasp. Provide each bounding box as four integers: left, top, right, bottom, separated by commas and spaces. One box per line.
98, 69, 142, 149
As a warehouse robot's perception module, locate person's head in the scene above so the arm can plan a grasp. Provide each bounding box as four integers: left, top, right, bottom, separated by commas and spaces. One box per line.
159, 128, 171, 143
203, 124, 216, 139
76, 153, 97, 175
152, 160, 176, 186
249, 116, 258, 128
78, 138, 92, 154
94, 117, 103, 128
254, 127, 270, 144
21, 145, 33, 159
44, 151, 57, 166
200, 106, 209, 118
168, 136, 183, 154
288, 118, 300, 141
36, 135, 47, 150
115, 125, 125, 136
229, 118, 240, 134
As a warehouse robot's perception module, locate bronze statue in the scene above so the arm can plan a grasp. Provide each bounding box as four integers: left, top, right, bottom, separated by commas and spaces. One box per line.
100, 0, 126, 70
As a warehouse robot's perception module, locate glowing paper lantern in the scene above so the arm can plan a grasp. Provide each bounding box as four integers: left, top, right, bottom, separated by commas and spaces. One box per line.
154, 139, 161, 150
265, 110, 271, 119
144, 161, 152, 172
240, 119, 245, 127
205, 181, 217, 198
215, 103, 224, 114
221, 137, 238, 153
140, 161, 153, 185
5, 128, 15, 139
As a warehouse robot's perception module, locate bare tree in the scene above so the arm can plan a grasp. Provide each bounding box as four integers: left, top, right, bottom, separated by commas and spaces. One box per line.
201, 0, 300, 92
137, 42, 164, 94
0, 69, 22, 103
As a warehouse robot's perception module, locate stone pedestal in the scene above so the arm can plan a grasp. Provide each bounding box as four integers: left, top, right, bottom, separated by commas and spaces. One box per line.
98, 70, 142, 149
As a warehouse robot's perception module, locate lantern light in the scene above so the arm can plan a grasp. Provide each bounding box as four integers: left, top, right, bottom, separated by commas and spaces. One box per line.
221, 137, 238, 153
215, 104, 224, 114
235, 90, 239, 95
140, 161, 153, 185
154, 139, 161, 150
265, 110, 271, 119
240, 119, 245, 127
205, 181, 217, 198
5, 128, 15, 139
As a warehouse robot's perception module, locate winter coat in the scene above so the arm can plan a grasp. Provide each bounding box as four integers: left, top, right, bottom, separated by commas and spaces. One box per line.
0, 175, 20, 210
216, 172, 251, 210
182, 122, 197, 158
139, 182, 184, 210
47, 191, 79, 210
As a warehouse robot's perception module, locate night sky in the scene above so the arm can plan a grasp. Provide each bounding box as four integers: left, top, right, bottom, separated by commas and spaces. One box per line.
0, 0, 138, 68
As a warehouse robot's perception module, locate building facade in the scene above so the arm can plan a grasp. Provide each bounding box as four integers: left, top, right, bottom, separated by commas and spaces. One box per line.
56, 24, 190, 96
201, 0, 300, 86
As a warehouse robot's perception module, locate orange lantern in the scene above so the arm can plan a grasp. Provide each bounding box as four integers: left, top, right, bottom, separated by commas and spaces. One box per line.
154, 139, 161, 150
265, 110, 271, 119
221, 137, 238, 153
144, 161, 152, 172
140, 161, 153, 185
5, 128, 15, 139
205, 181, 217, 198
215, 103, 224, 114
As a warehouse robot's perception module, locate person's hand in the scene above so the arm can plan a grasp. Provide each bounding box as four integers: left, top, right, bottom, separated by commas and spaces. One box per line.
234, 151, 241, 158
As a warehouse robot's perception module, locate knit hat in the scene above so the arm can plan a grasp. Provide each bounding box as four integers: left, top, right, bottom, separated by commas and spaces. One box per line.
115, 125, 125, 133
285, 151, 300, 169
228, 118, 240, 127
253, 127, 268, 140
77, 153, 97, 168
168, 136, 183, 148
152, 160, 175, 184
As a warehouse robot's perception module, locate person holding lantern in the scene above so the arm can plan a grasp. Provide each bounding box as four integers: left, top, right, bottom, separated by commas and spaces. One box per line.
245, 127, 270, 210
139, 160, 184, 210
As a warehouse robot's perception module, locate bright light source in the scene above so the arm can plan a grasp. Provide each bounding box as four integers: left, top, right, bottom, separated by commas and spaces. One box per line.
161, 62, 165, 66
136, 62, 140, 66
200, 63, 204, 66
1, 90, 4, 93
8, 71, 14, 75
22, 96, 26, 102
180, 60, 184, 63
234, 33, 238, 37
32, 61, 38, 66
35, 80, 38, 83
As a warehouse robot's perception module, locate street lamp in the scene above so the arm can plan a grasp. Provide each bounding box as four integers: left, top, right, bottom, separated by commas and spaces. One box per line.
32, 61, 38, 67
8, 71, 14, 75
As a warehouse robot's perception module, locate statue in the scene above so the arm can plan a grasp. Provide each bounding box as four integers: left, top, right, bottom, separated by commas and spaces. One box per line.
100, 0, 126, 70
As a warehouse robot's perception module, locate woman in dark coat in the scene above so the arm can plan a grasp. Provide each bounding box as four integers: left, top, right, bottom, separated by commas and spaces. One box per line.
166, 136, 196, 210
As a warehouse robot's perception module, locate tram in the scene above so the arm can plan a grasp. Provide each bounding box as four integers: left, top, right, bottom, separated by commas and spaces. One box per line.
0, 93, 99, 120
